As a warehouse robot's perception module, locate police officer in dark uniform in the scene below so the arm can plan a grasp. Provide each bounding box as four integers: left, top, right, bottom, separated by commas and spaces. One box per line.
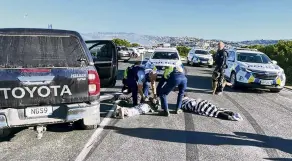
214, 42, 228, 95
125, 62, 146, 106
158, 62, 187, 116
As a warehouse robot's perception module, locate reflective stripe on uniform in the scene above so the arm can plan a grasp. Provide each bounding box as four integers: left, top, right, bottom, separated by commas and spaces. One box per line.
124, 68, 128, 79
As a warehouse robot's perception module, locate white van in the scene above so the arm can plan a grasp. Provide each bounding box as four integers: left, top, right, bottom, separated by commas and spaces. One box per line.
137, 47, 146, 55
187, 48, 214, 68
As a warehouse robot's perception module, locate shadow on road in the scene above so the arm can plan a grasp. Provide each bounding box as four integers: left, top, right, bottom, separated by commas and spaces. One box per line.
185, 74, 213, 90
104, 126, 292, 160
0, 127, 26, 142
224, 86, 271, 94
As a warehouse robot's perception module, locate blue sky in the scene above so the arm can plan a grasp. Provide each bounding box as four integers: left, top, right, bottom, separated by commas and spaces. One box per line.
0, 0, 291, 41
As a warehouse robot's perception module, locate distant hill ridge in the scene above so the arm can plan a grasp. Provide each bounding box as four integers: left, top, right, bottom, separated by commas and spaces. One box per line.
81, 32, 281, 46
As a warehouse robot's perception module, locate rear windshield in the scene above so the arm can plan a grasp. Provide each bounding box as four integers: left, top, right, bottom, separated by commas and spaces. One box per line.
0, 35, 87, 68
195, 50, 209, 55
152, 52, 179, 60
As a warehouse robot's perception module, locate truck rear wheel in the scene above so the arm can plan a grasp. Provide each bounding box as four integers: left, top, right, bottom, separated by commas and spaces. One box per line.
75, 109, 100, 130
0, 129, 11, 138
76, 118, 99, 130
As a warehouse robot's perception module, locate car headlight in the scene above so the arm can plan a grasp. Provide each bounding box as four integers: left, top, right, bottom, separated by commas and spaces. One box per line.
240, 66, 252, 72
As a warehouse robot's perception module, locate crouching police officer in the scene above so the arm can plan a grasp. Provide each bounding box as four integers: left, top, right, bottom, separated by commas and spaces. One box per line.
158, 63, 187, 116
125, 62, 147, 106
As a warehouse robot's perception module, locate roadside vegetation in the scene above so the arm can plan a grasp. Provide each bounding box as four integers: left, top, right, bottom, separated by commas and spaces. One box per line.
245, 40, 292, 85
112, 38, 141, 47
176, 46, 191, 57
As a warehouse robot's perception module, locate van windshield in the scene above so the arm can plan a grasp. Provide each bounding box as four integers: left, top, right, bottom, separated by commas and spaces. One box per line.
152, 52, 179, 60
195, 50, 209, 55
0, 35, 86, 68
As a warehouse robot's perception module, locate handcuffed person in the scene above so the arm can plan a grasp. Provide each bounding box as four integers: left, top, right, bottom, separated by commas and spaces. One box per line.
181, 94, 243, 121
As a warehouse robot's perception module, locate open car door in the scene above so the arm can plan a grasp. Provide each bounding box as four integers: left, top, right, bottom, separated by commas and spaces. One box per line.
85, 40, 118, 87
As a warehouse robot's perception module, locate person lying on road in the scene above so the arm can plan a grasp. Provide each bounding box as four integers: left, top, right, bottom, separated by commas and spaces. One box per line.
181, 94, 243, 121
113, 98, 158, 119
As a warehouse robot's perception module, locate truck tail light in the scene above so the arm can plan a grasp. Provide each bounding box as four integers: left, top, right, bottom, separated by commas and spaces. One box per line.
88, 70, 100, 96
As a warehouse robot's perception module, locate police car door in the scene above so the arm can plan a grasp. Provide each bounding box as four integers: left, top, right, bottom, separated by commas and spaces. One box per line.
225, 51, 235, 79
85, 40, 118, 87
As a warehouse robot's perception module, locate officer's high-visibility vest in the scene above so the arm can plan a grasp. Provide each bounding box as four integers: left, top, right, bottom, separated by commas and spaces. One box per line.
163, 64, 184, 79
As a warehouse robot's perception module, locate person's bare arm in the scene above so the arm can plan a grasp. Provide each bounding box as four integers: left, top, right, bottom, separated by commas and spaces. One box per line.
149, 72, 157, 98
137, 83, 144, 99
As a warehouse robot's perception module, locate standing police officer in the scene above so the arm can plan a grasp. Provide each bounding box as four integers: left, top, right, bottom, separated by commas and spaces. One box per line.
214, 42, 228, 95
158, 62, 187, 116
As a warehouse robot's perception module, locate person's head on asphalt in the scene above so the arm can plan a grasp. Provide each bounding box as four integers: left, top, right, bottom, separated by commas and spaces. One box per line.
218, 42, 225, 50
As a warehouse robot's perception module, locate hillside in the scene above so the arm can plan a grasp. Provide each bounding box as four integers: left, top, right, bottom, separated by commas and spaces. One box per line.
81, 32, 280, 47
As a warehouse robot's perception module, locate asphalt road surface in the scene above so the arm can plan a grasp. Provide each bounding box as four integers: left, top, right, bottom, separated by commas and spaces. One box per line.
1, 56, 292, 161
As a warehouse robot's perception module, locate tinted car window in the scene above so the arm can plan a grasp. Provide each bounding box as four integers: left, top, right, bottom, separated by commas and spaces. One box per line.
152, 52, 179, 60
0, 35, 87, 68
88, 43, 112, 61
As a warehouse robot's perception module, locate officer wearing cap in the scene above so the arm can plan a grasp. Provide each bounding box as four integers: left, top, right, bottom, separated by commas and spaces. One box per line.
158, 62, 187, 116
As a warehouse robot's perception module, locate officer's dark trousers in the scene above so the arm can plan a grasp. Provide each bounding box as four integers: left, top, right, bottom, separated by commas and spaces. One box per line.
127, 80, 138, 106
214, 67, 224, 93
156, 77, 167, 97
159, 73, 187, 111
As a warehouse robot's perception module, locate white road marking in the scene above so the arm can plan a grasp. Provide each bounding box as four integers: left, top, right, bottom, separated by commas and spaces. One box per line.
75, 105, 115, 161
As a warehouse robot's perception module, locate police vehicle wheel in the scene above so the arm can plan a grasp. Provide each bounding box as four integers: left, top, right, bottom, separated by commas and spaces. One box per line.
270, 89, 282, 93
190, 61, 194, 66
230, 72, 238, 89
0, 129, 11, 138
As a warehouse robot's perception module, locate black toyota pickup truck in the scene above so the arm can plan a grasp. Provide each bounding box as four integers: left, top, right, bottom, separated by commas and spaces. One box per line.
0, 28, 117, 138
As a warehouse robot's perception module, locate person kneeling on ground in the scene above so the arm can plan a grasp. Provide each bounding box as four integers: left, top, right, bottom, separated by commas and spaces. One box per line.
113, 98, 158, 119
181, 94, 243, 121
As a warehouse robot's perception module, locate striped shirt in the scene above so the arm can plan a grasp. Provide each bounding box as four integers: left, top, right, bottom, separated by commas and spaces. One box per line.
181, 97, 227, 117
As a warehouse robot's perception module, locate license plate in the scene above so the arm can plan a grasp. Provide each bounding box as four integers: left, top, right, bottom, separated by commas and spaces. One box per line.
260, 80, 273, 85
202, 61, 207, 64
157, 70, 164, 74
25, 106, 53, 117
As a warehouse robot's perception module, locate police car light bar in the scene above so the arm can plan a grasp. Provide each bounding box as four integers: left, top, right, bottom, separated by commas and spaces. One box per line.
235, 47, 258, 51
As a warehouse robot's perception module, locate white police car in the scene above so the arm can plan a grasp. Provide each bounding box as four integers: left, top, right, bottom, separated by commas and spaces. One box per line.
187, 48, 214, 68
225, 48, 286, 92
142, 48, 183, 78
